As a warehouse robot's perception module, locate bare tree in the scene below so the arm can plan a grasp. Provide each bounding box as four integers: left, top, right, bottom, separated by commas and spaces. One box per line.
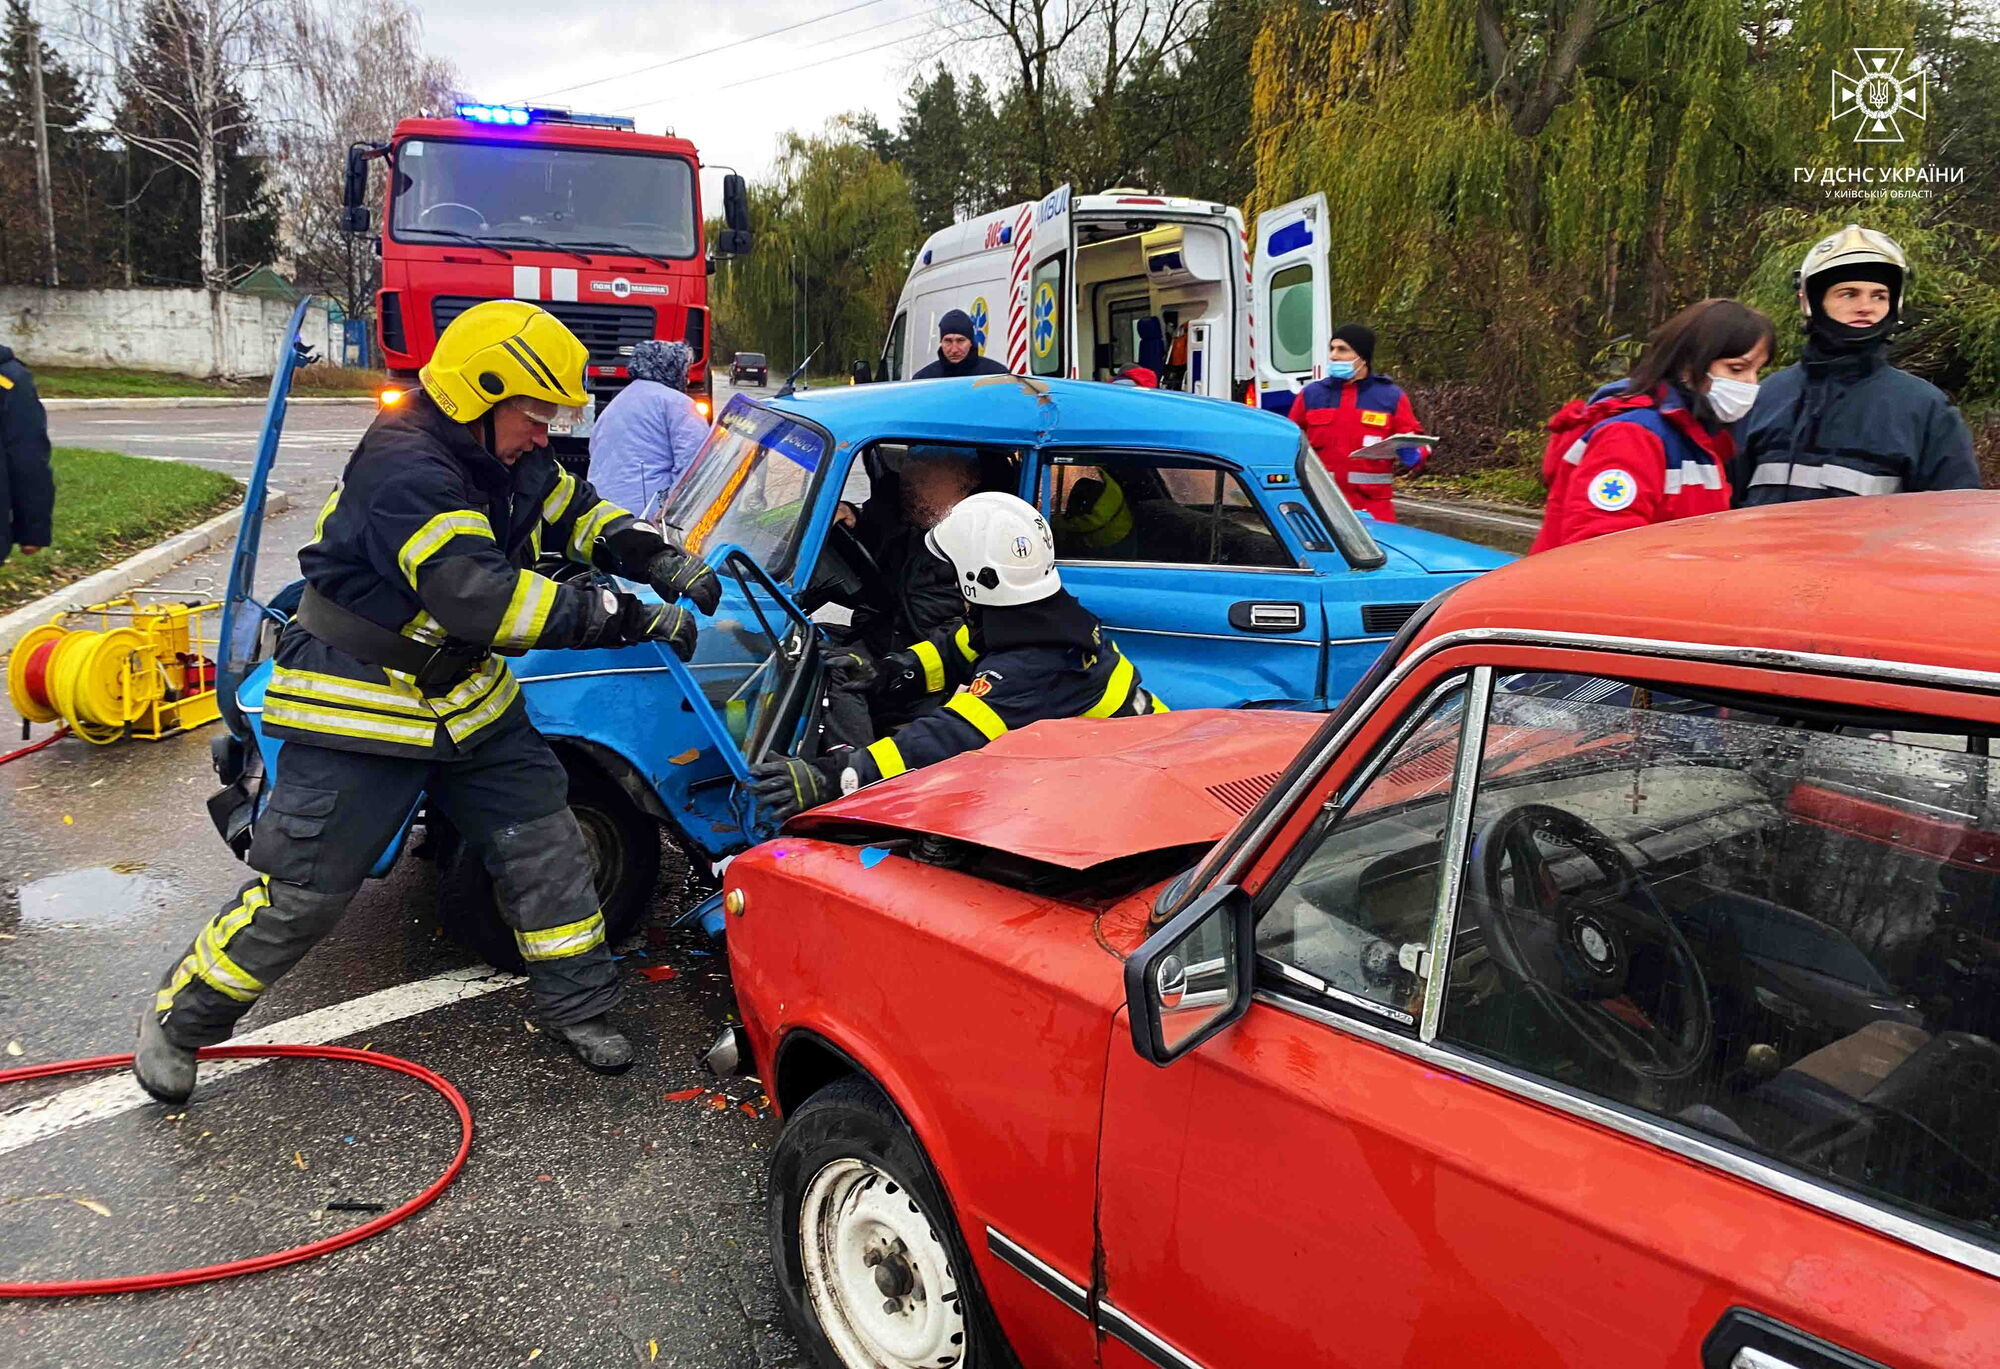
264, 0, 456, 330
64, 0, 290, 369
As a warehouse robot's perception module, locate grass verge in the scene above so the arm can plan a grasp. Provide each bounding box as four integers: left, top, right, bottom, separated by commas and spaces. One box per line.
33, 364, 385, 400
1405, 464, 1547, 510
0, 448, 241, 614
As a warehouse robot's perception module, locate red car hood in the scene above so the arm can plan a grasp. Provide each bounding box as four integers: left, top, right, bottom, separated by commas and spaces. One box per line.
787, 709, 1322, 869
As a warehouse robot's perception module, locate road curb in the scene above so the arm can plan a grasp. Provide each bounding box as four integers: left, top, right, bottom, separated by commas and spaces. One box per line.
0, 488, 292, 658
42, 396, 376, 411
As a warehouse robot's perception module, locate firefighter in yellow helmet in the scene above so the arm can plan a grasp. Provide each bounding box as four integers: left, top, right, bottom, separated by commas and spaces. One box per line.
135, 301, 723, 1100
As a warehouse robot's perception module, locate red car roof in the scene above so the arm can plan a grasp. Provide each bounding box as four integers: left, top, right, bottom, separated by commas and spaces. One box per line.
1420, 491, 2000, 675
788, 710, 1322, 869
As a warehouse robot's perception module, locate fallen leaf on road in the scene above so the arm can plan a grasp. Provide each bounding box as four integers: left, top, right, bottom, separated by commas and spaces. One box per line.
663, 1087, 706, 1102
61, 814, 72, 825
738, 1102, 759, 1119
649, 1341, 659, 1361
705, 1095, 730, 1111
527, 1352, 542, 1363
535, 1174, 553, 1183
73, 1199, 110, 1217
293, 1151, 306, 1170
5, 1040, 21, 1056
637, 966, 678, 983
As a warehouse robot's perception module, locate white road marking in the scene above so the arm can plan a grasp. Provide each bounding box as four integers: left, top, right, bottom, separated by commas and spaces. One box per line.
0, 966, 524, 1157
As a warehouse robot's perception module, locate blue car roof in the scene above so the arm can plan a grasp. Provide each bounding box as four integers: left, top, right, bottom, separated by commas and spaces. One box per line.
754, 377, 1304, 473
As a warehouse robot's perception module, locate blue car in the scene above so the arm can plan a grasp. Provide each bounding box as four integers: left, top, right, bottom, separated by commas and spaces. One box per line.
216, 375, 1509, 965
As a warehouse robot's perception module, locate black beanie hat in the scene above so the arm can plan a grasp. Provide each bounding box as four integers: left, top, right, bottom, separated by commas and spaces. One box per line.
1331, 322, 1376, 365
938, 309, 977, 343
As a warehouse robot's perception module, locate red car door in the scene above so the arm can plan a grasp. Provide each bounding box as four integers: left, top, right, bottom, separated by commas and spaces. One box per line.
1093, 660, 2000, 1369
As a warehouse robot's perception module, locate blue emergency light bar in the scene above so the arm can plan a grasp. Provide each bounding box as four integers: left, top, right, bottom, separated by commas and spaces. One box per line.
454, 102, 637, 132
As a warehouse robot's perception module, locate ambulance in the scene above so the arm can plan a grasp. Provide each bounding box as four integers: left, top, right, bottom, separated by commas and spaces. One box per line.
880, 184, 1332, 413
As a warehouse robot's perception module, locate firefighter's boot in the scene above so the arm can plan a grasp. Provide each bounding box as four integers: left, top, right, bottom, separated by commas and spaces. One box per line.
544, 1015, 634, 1073
132, 1011, 197, 1104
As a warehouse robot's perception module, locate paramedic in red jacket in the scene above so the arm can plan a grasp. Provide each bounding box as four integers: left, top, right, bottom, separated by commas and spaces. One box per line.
1287, 323, 1423, 521
1531, 298, 1774, 554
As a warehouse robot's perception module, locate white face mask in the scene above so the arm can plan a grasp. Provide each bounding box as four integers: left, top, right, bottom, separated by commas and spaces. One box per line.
1705, 373, 1759, 423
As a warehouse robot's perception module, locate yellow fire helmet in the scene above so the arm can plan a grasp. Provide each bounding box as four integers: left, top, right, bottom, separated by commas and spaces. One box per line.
419, 299, 590, 423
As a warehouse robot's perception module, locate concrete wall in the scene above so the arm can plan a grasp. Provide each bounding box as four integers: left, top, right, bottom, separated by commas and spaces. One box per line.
0, 286, 338, 378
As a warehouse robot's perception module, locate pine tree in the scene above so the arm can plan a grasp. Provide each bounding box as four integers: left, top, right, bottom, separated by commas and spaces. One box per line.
896, 68, 974, 234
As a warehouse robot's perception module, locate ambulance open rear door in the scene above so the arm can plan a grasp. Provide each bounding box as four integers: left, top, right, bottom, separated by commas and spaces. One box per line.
1251, 193, 1330, 414
1026, 184, 1077, 380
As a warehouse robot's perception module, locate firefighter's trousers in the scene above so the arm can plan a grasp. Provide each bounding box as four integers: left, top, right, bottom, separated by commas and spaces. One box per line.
153, 707, 618, 1047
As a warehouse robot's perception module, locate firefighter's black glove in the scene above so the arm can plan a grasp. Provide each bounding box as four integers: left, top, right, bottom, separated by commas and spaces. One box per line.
747, 757, 835, 821
613, 594, 698, 661
876, 648, 926, 700
645, 549, 722, 615
825, 648, 878, 693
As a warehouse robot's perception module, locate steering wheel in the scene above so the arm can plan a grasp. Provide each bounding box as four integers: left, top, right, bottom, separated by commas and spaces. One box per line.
817, 519, 893, 608
419, 202, 486, 230
1468, 803, 1712, 1081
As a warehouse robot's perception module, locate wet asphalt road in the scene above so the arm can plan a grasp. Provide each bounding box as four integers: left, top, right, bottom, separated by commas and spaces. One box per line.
5, 387, 796, 1368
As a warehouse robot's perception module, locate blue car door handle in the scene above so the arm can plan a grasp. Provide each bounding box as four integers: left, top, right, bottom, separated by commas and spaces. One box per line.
1228, 601, 1305, 633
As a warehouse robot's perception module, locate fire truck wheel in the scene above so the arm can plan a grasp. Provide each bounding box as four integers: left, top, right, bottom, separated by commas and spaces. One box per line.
433, 766, 660, 972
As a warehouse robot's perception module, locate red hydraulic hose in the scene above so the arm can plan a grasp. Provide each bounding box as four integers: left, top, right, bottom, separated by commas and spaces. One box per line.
0, 1044, 472, 1297
0, 726, 69, 766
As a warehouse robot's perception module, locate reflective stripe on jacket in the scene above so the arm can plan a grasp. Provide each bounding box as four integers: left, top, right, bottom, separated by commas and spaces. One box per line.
1730, 347, 1979, 507
265, 394, 639, 758
847, 590, 1165, 789
1287, 374, 1421, 522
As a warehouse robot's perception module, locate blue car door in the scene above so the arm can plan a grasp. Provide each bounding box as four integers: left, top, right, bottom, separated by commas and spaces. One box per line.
1029, 449, 1327, 710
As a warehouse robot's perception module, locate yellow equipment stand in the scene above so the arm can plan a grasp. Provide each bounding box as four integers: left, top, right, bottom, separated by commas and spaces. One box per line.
6, 596, 222, 745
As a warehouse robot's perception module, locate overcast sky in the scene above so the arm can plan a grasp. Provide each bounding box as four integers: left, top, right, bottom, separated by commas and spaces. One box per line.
416, 0, 962, 205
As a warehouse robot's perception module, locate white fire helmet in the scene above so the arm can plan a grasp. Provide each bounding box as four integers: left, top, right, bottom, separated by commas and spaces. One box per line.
925, 491, 1061, 607
1795, 224, 1908, 320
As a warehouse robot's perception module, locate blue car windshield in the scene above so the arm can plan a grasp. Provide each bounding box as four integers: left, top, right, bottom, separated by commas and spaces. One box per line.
658, 398, 831, 578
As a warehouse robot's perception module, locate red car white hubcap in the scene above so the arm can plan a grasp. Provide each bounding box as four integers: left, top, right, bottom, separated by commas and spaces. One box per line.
801, 1158, 966, 1368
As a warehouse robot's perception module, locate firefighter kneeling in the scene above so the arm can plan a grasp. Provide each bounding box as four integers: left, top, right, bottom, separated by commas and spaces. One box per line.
750, 493, 1165, 820
135, 301, 722, 1102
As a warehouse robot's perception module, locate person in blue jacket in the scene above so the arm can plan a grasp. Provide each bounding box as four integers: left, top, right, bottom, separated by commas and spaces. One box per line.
1732, 225, 1980, 505
587, 340, 712, 519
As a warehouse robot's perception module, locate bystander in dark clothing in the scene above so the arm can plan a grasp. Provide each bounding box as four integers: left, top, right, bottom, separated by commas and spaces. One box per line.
0, 345, 54, 566
912, 308, 1010, 379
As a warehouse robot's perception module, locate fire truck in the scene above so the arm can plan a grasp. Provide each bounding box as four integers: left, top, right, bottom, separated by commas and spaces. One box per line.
341, 101, 752, 460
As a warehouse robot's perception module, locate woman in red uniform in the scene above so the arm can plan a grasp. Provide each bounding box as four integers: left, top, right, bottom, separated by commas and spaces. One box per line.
1287, 323, 1424, 521
1532, 298, 1774, 553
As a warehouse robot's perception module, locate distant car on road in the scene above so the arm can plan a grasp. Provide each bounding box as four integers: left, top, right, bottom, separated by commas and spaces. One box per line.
729, 351, 768, 387
718, 492, 2000, 1369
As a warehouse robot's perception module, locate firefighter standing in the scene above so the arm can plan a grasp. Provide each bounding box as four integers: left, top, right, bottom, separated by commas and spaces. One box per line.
748, 493, 1164, 819
1733, 225, 1979, 505
1287, 323, 1425, 521
134, 301, 721, 1102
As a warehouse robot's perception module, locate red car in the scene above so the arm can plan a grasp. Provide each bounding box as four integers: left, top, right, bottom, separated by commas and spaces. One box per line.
717, 492, 2000, 1369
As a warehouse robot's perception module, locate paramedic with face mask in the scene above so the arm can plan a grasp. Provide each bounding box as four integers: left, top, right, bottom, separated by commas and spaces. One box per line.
1287, 323, 1425, 521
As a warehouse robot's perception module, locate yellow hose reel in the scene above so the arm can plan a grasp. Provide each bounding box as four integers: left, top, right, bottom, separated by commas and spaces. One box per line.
6, 596, 222, 745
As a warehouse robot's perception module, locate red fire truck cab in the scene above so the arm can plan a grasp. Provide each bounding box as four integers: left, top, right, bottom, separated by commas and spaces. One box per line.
342, 102, 752, 459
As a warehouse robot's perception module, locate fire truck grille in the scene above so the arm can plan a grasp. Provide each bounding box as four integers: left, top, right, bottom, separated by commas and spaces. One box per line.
431, 296, 656, 367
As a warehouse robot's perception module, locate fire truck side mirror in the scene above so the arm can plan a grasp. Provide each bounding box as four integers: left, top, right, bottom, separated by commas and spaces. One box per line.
341, 144, 374, 235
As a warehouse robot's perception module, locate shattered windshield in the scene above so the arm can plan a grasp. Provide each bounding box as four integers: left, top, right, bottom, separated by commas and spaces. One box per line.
658, 397, 831, 580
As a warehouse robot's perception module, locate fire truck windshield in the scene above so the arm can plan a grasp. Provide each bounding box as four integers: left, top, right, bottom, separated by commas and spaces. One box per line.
391, 137, 697, 260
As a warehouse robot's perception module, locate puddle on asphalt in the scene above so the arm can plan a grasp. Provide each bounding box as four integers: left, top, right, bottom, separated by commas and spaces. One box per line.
13, 866, 175, 926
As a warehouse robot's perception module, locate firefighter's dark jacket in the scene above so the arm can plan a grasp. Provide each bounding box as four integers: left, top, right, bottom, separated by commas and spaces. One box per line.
265, 393, 649, 758
0, 345, 54, 563
1731, 340, 1980, 505
843, 589, 1165, 788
